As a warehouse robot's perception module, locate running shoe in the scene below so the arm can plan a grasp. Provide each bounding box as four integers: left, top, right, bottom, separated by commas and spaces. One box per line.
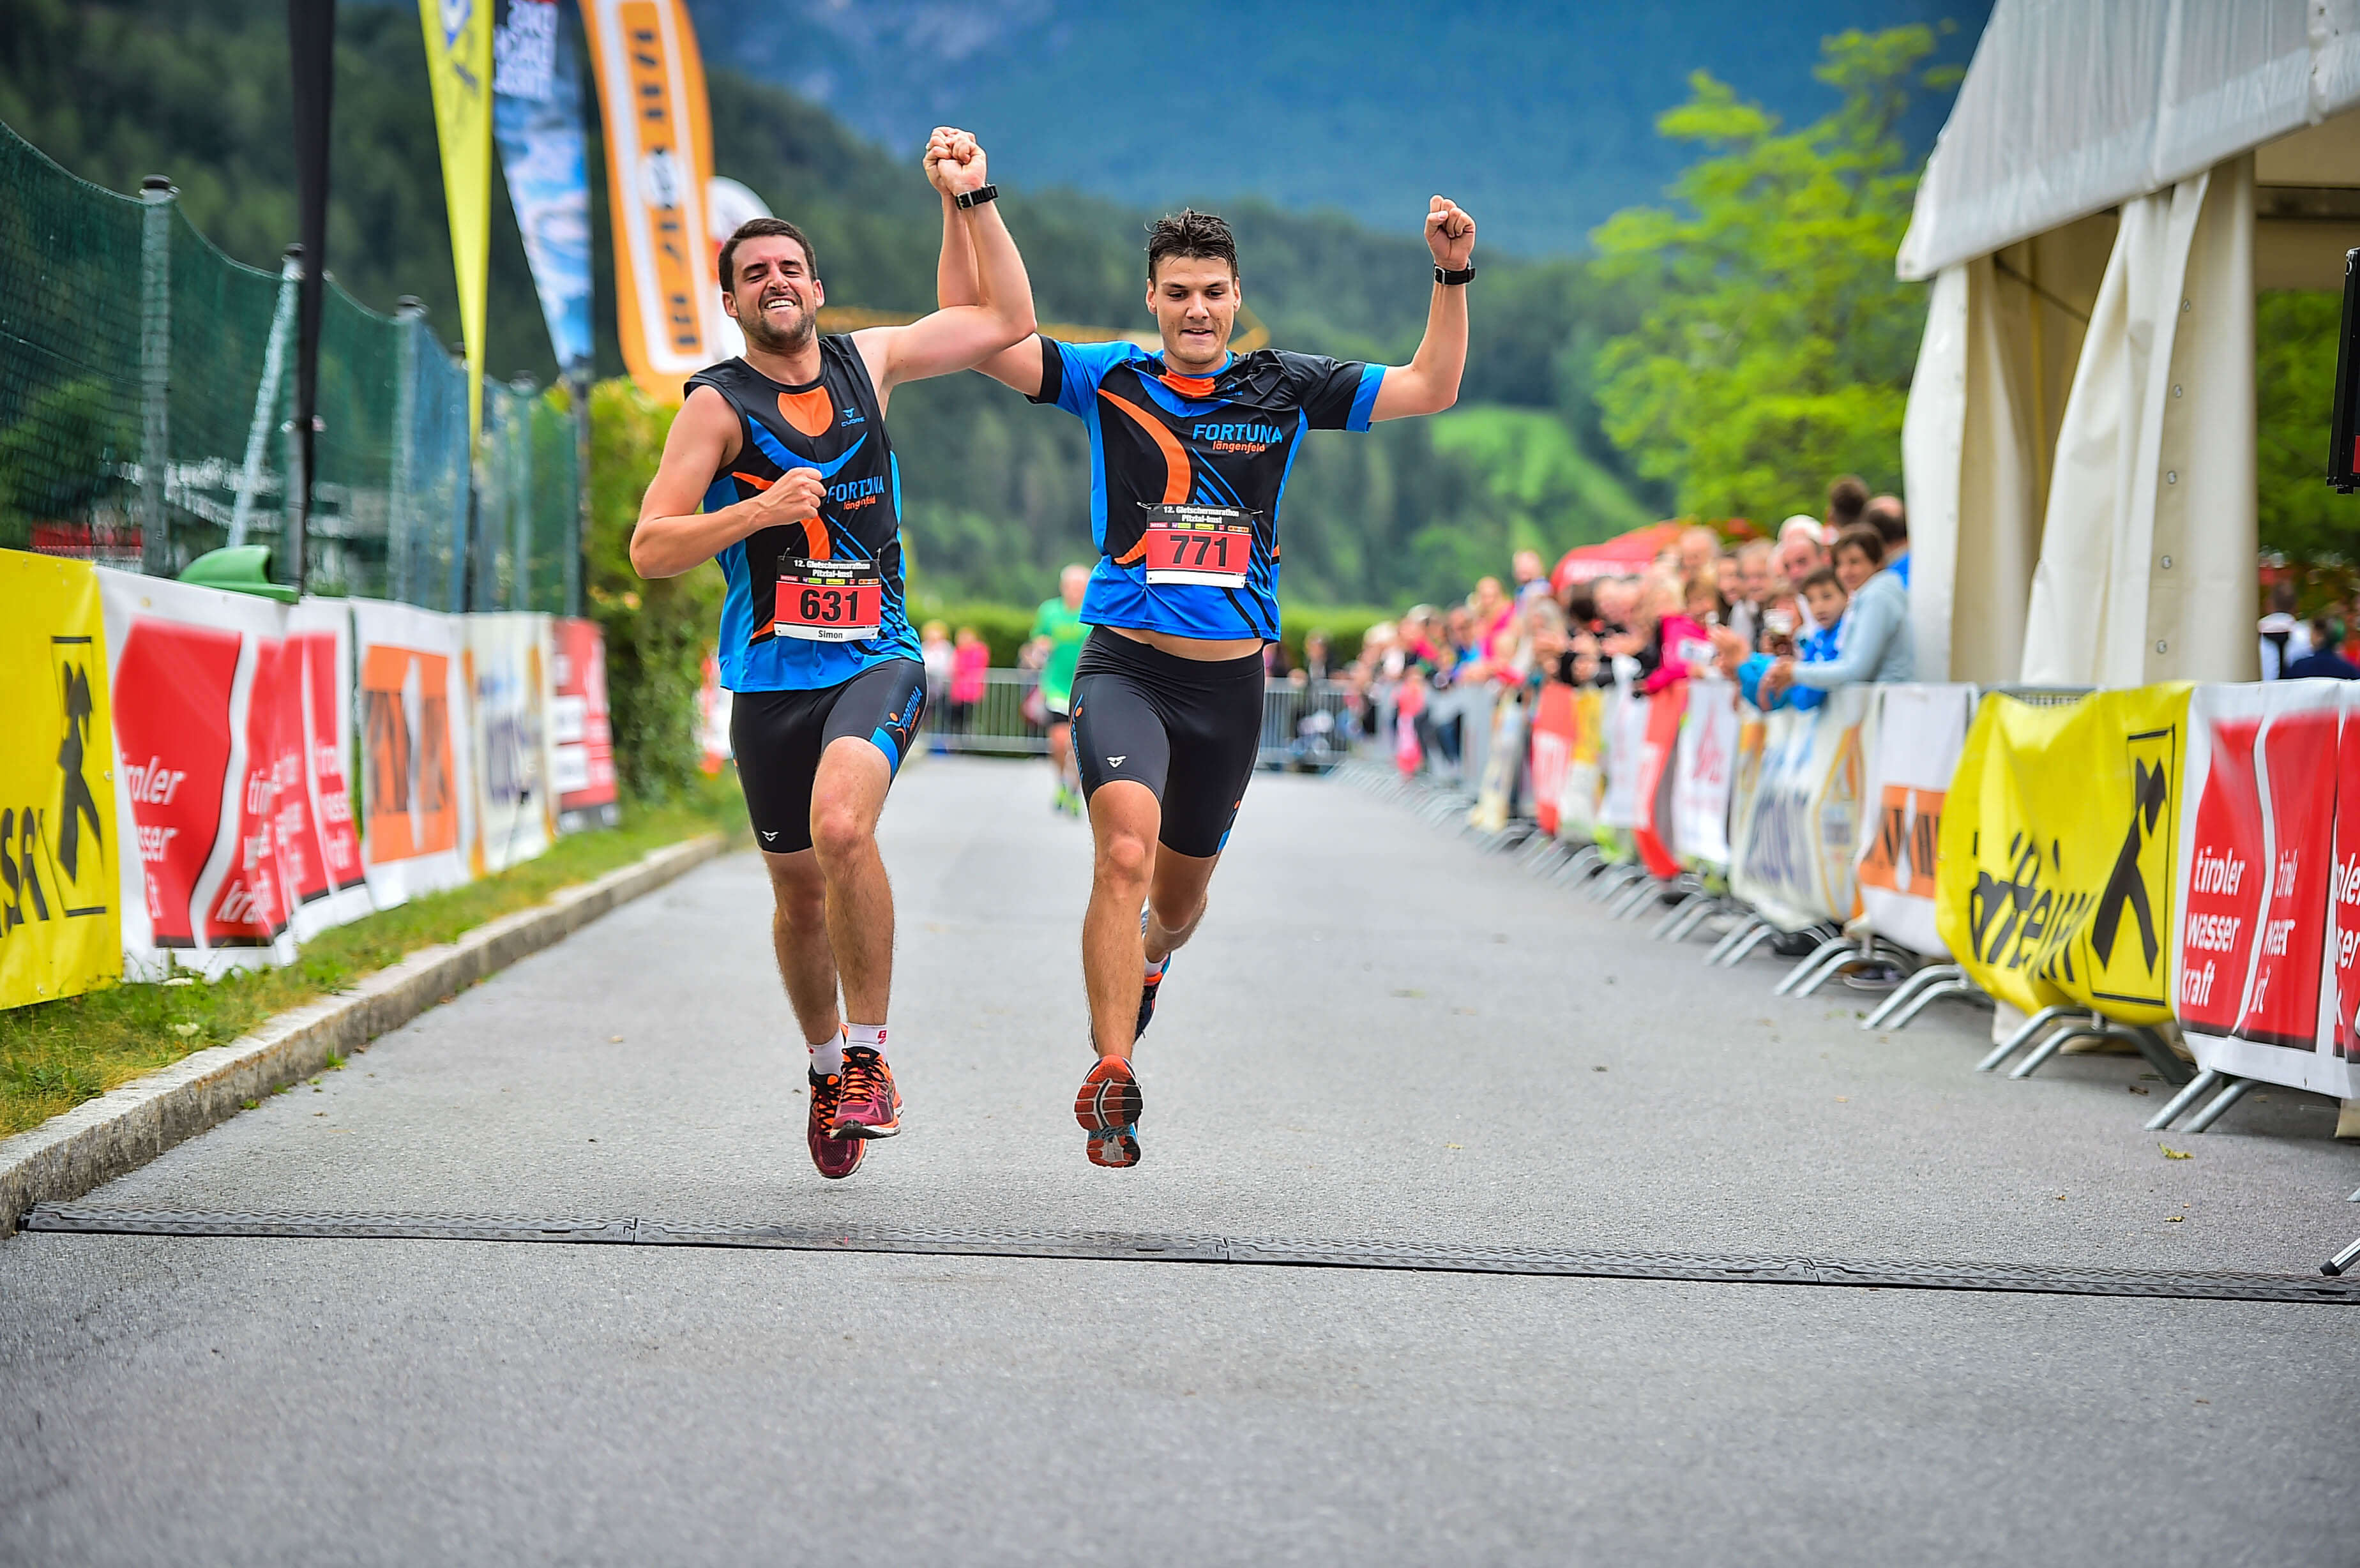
1135, 909, 1170, 1040
829, 1046, 902, 1138
1074, 1055, 1143, 1168
806, 1067, 865, 1180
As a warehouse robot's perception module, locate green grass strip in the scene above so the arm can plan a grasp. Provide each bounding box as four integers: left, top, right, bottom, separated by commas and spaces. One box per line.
0, 781, 740, 1140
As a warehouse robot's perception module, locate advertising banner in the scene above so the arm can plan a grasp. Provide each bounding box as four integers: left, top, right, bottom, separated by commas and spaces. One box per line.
1730, 687, 1870, 933
581, 0, 721, 403
1723, 704, 1769, 889
353, 600, 475, 908
1670, 677, 1741, 873
551, 617, 618, 831
1631, 681, 1686, 879
1469, 689, 1527, 834
1935, 686, 2190, 1025
99, 570, 298, 976
1529, 683, 1577, 840
0, 552, 121, 1009
464, 612, 557, 875
493, 0, 594, 372
418, 0, 496, 445
1854, 683, 1977, 958
2333, 687, 2360, 1063
1598, 682, 1647, 834
285, 600, 373, 940
2172, 682, 2356, 1098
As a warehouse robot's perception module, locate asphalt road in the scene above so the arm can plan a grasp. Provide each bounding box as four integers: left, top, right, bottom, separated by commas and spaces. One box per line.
4, 755, 2356, 1565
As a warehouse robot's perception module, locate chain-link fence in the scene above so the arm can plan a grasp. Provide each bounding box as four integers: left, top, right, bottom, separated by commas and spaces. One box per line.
0, 117, 579, 612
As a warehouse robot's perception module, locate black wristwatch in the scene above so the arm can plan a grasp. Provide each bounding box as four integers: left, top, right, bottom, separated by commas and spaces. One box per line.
1435, 263, 1476, 285
954, 183, 999, 210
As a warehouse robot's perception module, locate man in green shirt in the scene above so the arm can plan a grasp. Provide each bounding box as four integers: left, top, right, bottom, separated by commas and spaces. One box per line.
1029, 562, 1091, 814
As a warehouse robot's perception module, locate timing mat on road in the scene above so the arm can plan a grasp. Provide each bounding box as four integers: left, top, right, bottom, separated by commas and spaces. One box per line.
20, 1204, 2359, 1304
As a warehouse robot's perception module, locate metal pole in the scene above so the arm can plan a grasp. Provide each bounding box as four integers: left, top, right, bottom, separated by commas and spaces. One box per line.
511, 378, 534, 610
390, 296, 423, 605
137, 176, 175, 577
567, 364, 589, 617
229, 246, 301, 552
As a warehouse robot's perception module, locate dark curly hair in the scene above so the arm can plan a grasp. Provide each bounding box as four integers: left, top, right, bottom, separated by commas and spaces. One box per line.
1146, 208, 1237, 283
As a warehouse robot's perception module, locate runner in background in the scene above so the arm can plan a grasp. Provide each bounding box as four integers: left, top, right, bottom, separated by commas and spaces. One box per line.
931, 123, 1476, 1167
1027, 564, 1091, 815
630, 128, 1035, 1182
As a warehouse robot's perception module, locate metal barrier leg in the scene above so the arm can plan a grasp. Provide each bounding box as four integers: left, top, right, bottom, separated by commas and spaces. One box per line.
1611, 877, 1661, 919
1707, 914, 1766, 965
1863, 965, 1952, 1029
2322, 1234, 2360, 1278
1649, 891, 1706, 940
2143, 1068, 2220, 1131
1794, 944, 1874, 998
1667, 897, 1722, 942
1775, 937, 1856, 997
2127, 1027, 2193, 1087
1976, 1003, 2080, 1073
1590, 864, 1644, 902
2008, 1023, 2103, 1080
1880, 977, 1985, 1031
1719, 922, 1779, 967
2182, 1076, 2255, 1134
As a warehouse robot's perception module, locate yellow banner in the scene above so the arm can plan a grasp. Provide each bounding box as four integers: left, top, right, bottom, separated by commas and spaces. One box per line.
581, 0, 720, 403
0, 552, 121, 1009
420, 0, 495, 448
1935, 686, 2191, 1025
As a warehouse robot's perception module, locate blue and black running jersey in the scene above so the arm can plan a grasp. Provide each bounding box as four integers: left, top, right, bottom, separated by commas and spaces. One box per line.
1027, 339, 1383, 642
690, 337, 920, 692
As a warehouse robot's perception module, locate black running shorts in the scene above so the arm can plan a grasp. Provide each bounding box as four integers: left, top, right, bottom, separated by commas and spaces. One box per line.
730, 659, 927, 854
1070, 628, 1264, 858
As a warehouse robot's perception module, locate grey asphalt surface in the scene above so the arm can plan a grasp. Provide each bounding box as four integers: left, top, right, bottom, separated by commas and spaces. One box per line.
4, 755, 2357, 1565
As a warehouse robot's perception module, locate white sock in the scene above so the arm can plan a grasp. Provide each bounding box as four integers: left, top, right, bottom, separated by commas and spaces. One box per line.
847, 1023, 888, 1060
1142, 949, 1169, 978
809, 1030, 844, 1076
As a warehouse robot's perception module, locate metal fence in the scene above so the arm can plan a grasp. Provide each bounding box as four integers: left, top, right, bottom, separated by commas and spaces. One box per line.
923, 669, 1361, 771
0, 117, 578, 611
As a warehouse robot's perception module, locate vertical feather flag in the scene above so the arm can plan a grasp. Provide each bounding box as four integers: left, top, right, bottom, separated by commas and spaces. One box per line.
579, 0, 719, 404
418, 0, 495, 449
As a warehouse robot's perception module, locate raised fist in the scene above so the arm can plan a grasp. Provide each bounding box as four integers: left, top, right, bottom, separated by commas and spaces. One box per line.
925, 126, 987, 197
1425, 196, 1476, 269
746, 466, 828, 532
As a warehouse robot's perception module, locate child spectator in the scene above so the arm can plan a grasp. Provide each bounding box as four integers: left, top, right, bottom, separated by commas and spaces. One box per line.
1739, 567, 1848, 711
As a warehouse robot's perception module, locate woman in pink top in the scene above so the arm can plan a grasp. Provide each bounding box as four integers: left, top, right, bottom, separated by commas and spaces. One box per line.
949, 626, 989, 733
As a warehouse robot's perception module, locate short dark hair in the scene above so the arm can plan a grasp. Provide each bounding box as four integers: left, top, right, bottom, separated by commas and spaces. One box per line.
1826, 475, 1868, 528
719, 217, 815, 290
1799, 565, 1844, 596
1864, 494, 1907, 547
1146, 208, 1237, 283
1833, 523, 1885, 566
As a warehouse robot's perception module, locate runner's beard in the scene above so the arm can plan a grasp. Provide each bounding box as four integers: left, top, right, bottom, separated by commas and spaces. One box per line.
740, 292, 815, 356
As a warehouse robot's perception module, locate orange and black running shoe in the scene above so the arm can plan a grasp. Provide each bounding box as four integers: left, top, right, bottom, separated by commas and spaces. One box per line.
829, 1046, 902, 1138
806, 1067, 865, 1180
1074, 1055, 1143, 1168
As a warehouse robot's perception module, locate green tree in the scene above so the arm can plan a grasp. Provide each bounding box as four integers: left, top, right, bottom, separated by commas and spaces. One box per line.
1590, 27, 1956, 522
585, 378, 720, 801
2255, 290, 2360, 570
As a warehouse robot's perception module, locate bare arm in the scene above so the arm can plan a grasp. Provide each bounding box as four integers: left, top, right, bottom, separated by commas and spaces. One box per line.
935, 180, 1047, 396
1370, 197, 1475, 421
629, 387, 826, 580
854, 128, 1040, 402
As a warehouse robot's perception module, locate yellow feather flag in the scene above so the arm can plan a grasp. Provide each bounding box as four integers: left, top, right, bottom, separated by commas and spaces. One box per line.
418, 0, 495, 449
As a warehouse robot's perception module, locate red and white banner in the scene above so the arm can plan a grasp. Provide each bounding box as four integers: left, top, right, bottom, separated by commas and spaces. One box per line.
2172, 681, 2359, 1099
98, 571, 370, 976
287, 600, 372, 940
1670, 677, 1741, 872
551, 617, 619, 832
1853, 684, 1976, 958
1630, 681, 1686, 879
352, 599, 476, 908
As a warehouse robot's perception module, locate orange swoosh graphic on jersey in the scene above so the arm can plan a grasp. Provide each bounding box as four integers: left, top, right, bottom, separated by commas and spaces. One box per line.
778, 388, 835, 438
1097, 389, 1192, 505
729, 472, 826, 558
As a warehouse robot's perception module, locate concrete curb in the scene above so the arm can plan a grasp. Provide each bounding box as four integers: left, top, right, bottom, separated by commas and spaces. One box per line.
0, 833, 730, 1235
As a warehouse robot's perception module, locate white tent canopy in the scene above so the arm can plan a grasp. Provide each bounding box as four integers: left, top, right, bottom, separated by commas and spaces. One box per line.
1900, 0, 2360, 282
1897, 0, 2360, 688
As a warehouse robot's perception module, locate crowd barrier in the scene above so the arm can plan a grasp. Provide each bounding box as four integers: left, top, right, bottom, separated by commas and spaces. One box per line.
1354, 667, 2360, 1148
1, 549, 617, 1007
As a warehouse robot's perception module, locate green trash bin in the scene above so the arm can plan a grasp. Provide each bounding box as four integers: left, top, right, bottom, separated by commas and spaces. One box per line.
178, 545, 298, 603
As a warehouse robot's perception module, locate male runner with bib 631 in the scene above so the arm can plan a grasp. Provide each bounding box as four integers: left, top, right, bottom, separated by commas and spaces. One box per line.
931, 127, 1475, 1167
632, 130, 1035, 1181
